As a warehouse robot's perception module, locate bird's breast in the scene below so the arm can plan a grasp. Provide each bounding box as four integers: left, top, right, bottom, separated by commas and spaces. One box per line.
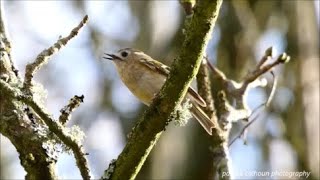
118, 65, 166, 106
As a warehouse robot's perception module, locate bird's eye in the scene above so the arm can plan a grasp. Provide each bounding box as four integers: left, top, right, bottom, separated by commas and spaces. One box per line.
121, 51, 128, 58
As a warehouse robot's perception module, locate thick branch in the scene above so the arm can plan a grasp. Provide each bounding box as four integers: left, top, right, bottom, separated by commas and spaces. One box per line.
1, 6, 90, 179
1, 3, 58, 179
103, 1, 223, 179
0, 80, 91, 180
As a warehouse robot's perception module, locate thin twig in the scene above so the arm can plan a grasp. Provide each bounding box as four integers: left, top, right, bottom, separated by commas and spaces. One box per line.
59, 95, 84, 125
243, 52, 290, 86
207, 60, 227, 81
255, 46, 273, 69
0, 80, 91, 180
24, 15, 89, 90
226, 51, 290, 124
266, 71, 277, 107
228, 70, 279, 147
206, 48, 290, 147
228, 113, 260, 147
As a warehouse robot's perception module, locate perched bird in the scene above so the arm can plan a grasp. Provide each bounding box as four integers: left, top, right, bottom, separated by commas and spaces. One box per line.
104, 48, 214, 135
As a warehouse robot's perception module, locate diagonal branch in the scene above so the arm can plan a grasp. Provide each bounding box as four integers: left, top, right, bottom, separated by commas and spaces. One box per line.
242, 52, 290, 89
0, 80, 91, 180
23, 15, 88, 90
208, 47, 290, 149
102, 1, 224, 179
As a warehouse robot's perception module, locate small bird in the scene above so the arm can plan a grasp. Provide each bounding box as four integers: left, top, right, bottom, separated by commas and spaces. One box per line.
103, 48, 215, 135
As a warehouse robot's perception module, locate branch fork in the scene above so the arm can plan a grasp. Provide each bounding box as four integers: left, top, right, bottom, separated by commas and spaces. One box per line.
208, 47, 290, 145
0, 13, 91, 180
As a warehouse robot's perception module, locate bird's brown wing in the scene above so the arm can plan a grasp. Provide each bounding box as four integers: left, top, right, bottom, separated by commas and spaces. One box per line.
139, 58, 206, 107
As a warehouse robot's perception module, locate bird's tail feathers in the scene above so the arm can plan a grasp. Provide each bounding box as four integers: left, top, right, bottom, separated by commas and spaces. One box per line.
190, 103, 215, 135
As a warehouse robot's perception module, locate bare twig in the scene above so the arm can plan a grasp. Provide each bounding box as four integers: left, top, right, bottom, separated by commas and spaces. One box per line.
24, 15, 89, 90
59, 95, 84, 125
256, 46, 273, 69
233, 50, 289, 118
207, 48, 290, 147
266, 71, 277, 107
0, 79, 91, 180
228, 114, 259, 147
242, 52, 290, 88
207, 60, 228, 81
228, 70, 279, 146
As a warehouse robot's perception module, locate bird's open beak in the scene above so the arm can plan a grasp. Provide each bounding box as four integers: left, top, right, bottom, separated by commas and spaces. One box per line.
103, 53, 121, 61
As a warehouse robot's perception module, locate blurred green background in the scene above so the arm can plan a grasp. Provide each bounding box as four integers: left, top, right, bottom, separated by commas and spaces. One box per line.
0, 0, 319, 179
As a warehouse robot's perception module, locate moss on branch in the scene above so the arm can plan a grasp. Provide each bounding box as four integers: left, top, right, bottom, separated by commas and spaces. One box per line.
104, 1, 223, 179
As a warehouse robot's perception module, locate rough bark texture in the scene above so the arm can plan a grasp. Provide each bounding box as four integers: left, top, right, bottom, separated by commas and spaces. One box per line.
1, 4, 89, 179
1, 2, 57, 179
105, 1, 223, 179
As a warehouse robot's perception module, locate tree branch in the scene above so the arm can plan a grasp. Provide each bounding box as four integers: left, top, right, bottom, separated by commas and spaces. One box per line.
102, 0, 223, 179
0, 79, 91, 180
1, 2, 59, 179
205, 46, 290, 179
1, 10, 91, 179
59, 95, 84, 125
0, 0, 16, 78
23, 15, 88, 91
196, 57, 216, 117
196, 57, 232, 180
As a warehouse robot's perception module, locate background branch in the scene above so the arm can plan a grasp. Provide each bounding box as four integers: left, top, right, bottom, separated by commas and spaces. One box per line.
196, 57, 215, 116
196, 56, 231, 179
